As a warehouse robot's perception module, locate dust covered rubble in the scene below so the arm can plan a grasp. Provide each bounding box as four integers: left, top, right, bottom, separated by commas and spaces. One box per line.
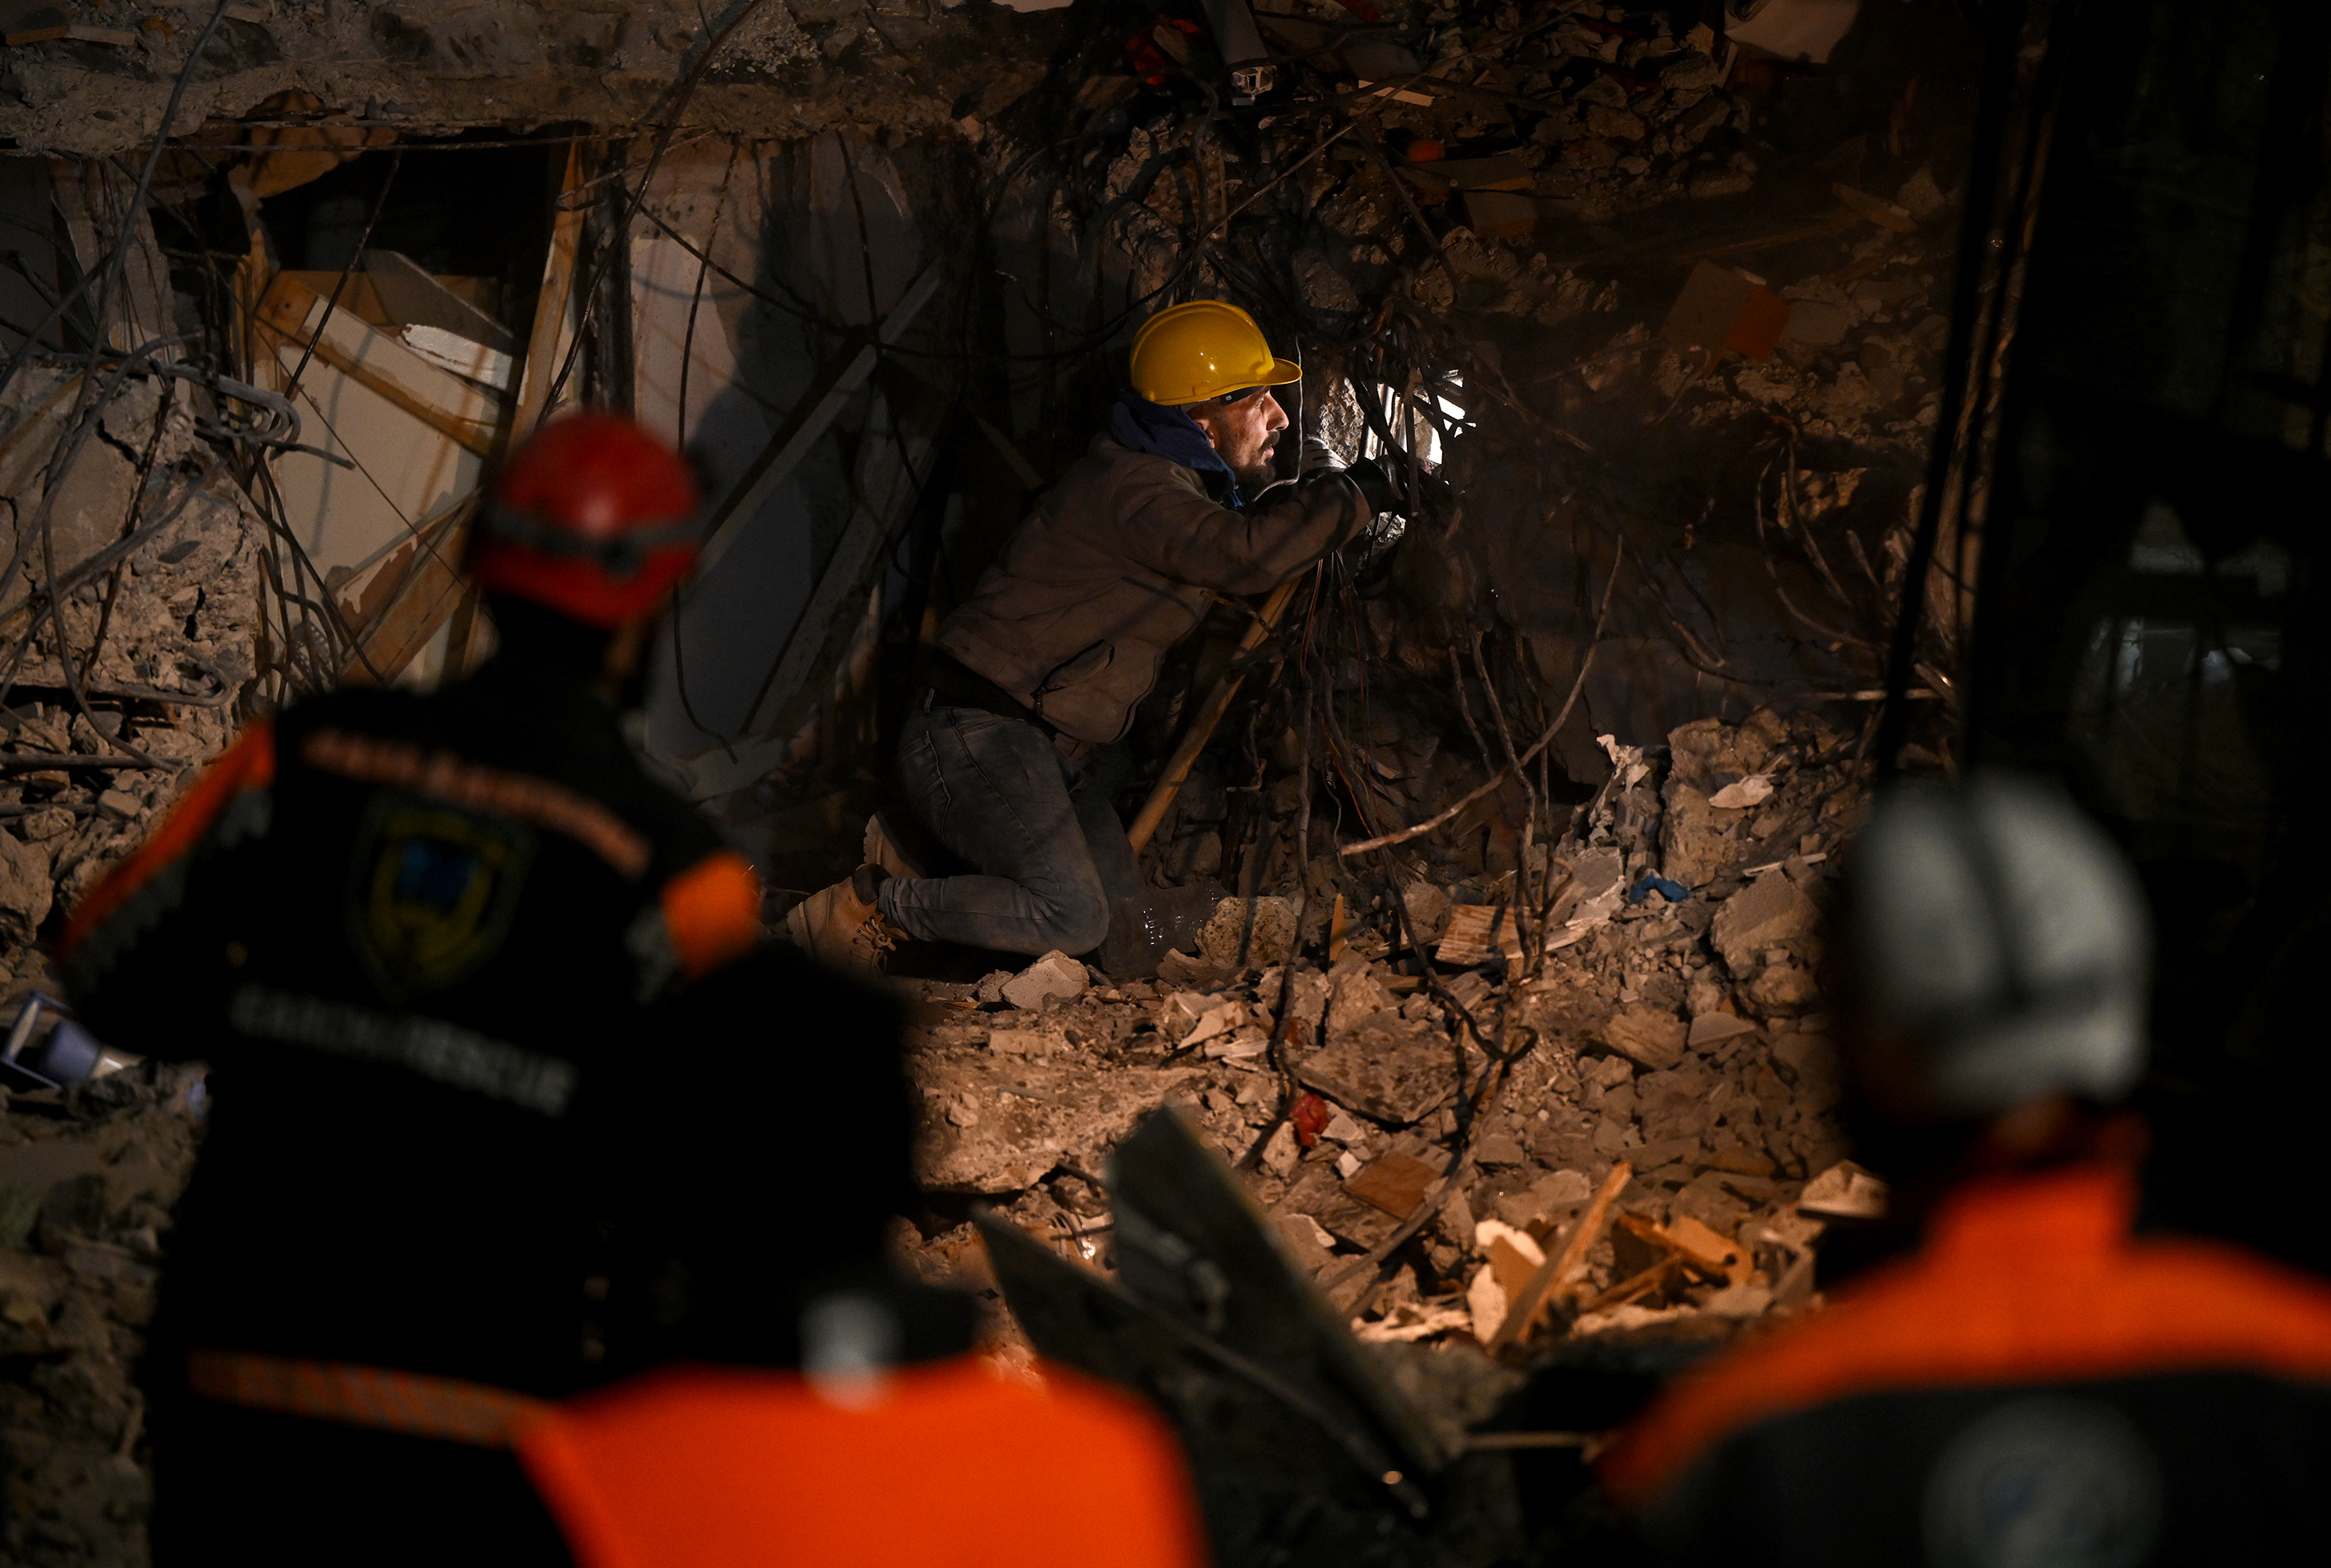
1083, 0, 1959, 456
895, 706, 1872, 1356
0, 1062, 206, 1568
0, 367, 267, 991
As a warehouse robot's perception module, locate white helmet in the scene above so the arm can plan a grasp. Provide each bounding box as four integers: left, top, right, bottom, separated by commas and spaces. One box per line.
1845, 773, 2150, 1117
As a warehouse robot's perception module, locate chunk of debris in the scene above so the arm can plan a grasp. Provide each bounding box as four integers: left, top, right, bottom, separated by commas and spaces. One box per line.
1001, 951, 1089, 1011
1687, 1012, 1759, 1049
1599, 1007, 1688, 1071
1296, 1031, 1460, 1125
1712, 873, 1821, 974
1661, 260, 1792, 363
1436, 903, 1525, 967
1799, 1161, 1889, 1219
1345, 1151, 1446, 1219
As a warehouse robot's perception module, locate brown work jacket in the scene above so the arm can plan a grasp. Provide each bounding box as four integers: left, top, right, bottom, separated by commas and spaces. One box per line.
936, 433, 1371, 744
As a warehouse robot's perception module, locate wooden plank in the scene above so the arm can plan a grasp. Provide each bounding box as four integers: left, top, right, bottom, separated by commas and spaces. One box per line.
257, 282, 496, 457
1126, 576, 1302, 852
1487, 1160, 1630, 1353
363, 247, 516, 351
509, 139, 587, 442
1435, 904, 1526, 968
695, 266, 942, 576
336, 497, 474, 686
973, 414, 1044, 490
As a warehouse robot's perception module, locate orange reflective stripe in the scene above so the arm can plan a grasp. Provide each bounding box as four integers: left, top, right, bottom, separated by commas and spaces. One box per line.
301, 727, 651, 878
516, 1358, 1210, 1568
58, 721, 276, 960
1599, 1168, 2331, 1505
659, 853, 761, 981
185, 1349, 550, 1448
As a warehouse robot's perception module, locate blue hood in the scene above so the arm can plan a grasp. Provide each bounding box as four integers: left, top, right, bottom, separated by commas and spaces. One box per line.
1109, 389, 1239, 506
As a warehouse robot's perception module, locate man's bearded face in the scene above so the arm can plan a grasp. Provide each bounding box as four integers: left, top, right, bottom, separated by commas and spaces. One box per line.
1187, 388, 1290, 488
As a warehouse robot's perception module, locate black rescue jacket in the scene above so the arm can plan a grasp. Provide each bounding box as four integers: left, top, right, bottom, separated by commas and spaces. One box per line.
57, 650, 892, 1399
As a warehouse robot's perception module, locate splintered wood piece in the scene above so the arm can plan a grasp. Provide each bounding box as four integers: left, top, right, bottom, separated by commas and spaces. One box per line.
1487, 1160, 1631, 1353
1487, 1231, 1544, 1303
1616, 1210, 1746, 1284
1577, 1253, 1685, 1315
1666, 1213, 1746, 1280
1344, 1152, 1445, 1219
1328, 894, 1352, 964
1436, 904, 1524, 968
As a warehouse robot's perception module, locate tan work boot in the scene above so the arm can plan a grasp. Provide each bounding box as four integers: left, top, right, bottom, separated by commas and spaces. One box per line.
784, 865, 902, 973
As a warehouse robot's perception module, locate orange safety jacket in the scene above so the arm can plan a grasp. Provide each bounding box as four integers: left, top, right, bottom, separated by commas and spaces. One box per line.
515, 1356, 1211, 1568
1599, 1164, 2331, 1565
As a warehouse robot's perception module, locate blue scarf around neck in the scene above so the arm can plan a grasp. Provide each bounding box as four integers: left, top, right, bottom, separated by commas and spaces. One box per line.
1109, 389, 1239, 506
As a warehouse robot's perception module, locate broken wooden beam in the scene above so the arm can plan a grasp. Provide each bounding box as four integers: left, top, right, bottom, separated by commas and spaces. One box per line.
1487, 1159, 1630, 1353
1127, 573, 1303, 853
508, 139, 587, 443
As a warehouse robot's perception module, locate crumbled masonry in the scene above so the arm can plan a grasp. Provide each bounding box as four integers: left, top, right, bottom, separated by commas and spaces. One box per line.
896, 708, 1865, 1362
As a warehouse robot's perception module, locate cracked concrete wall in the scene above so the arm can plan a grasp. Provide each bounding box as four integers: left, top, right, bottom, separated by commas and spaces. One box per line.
0, 0, 1061, 155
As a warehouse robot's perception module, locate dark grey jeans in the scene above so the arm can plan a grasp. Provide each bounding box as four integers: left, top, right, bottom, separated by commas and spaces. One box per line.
876, 701, 1144, 958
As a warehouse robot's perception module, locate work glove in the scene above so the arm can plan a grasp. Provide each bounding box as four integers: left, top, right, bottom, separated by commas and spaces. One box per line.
1341, 456, 1456, 520
1339, 456, 1403, 516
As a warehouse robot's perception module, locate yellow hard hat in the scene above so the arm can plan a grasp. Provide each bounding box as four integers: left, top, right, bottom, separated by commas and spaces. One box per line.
1128, 300, 1303, 406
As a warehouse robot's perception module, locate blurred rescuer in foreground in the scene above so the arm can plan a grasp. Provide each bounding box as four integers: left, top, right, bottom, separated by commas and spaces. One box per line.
58, 414, 896, 1566
513, 944, 1207, 1568
1601, 774, 2331, 1566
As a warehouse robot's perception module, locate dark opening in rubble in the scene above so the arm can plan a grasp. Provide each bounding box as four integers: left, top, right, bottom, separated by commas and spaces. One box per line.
245, 136, 559, 312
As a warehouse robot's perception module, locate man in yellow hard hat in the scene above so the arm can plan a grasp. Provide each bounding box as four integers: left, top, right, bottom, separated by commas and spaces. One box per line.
789, 299, 1399, 971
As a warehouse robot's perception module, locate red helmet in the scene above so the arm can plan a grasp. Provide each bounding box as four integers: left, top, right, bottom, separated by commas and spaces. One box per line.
469, 413, 704, 629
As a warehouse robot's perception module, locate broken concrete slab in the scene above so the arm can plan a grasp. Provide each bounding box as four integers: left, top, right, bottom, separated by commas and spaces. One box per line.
1000, 950, 1087, 1011
1324, 959, 1399, 1035
1546, 848, 1629, 951
1195, 896, 1297, 968
1273, 1160, 1399, 1250
0, 835, 54, 948
1293, 1028, 1458, 1126
1598, 1007, 1688, 1071
1686, 1011, 1758, 1049
1712, 872, 1821, 974
910, 1050, 1200, 1193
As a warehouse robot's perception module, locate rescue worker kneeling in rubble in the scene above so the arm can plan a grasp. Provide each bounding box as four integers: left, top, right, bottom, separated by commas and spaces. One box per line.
789, 298, 1408, 969
56, 415, 896, 1566
1600, 775, 2331, 1563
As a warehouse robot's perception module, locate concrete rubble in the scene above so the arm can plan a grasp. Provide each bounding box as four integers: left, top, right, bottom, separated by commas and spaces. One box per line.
0, 361, 261, 1566
897, 708, 1868, 1371
0, 1064, 205, 1566
0, 368, 266, 996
